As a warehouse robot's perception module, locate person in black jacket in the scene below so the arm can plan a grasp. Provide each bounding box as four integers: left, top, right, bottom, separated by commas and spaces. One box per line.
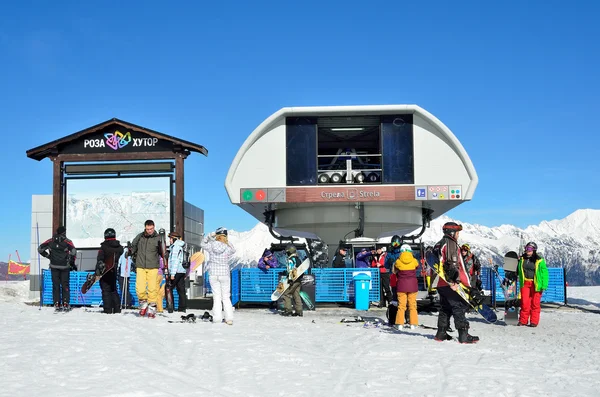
332, 246, 348, 268
38, 226, 77, 311
96, 228, 124, 314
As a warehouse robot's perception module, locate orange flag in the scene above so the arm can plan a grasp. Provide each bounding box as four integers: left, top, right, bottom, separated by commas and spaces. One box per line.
8, 260, 30, 275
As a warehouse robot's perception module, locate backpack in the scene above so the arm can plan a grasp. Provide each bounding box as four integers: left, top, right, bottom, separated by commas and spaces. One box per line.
181, 244, 191, 269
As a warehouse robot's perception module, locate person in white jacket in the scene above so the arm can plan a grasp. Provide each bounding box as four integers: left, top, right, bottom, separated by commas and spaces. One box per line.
202, 227, 236, 325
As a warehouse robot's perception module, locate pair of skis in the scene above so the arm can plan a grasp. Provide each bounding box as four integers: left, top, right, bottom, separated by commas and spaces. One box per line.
492, 252, 520, 325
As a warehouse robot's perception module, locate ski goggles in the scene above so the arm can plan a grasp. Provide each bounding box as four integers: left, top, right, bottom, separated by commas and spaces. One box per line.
525, 246, 534, 252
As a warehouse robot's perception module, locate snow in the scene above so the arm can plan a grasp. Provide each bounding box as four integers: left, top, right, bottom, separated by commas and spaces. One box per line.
1, 281, 600, 396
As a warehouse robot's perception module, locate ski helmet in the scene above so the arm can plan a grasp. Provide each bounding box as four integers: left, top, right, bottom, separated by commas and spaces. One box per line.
442, 222, 462, 239
215, 227, 228, 236
391, 235, 401, 248
461, 244, 470, 252
525, 242, 537, 251
400, 244, 412, 253
285, 244, 297, 255
104, 228, 116, 239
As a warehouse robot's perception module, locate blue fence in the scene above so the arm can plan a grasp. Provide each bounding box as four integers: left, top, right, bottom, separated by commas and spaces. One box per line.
238, 268, 381, 303
487, 267, 565, 304
42, 270, 180, 308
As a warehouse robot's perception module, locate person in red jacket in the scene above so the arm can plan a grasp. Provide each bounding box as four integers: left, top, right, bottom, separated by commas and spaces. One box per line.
371, 246, 392, 308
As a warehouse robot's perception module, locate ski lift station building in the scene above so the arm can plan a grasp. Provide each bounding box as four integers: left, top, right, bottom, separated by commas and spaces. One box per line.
225, 105, 478, 256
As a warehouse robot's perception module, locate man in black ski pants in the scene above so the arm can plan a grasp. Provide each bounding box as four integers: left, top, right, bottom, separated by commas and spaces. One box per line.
96, 228, 124, 314
38, 226, 77, 311
433, 222, 479, 344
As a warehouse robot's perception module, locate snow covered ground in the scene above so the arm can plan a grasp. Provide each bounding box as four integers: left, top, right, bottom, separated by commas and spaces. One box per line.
1, 282, 600, 397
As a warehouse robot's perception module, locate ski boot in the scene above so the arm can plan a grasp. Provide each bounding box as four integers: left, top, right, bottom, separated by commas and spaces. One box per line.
138, 300, 148, 317
458, 328, 479, 344
147, 304, 157, 319
292, 311, 303, 317
54, 302, 62, 312
63, 303, 71, 312
434, 327, 453, 342
181, 313, 196, 323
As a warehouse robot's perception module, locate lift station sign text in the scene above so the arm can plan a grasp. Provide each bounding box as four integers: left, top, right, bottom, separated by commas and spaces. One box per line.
83, 131, 159, 151
321, 188, 381, 200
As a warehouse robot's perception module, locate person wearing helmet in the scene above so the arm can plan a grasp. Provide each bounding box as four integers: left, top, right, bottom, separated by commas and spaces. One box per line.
281, 245, 304, 317
460, 244, 482, 291
202, 227, 236, 325
516, 242, 549, 327
38, 225, 77, 312
432, 222, 479, 344
95, 228, 124, 314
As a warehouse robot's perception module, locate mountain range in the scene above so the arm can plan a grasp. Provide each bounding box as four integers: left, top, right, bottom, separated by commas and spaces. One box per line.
223, 209, 600, 286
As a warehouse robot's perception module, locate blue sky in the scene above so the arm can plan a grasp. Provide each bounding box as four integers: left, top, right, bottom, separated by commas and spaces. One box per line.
1, 0, 599, 261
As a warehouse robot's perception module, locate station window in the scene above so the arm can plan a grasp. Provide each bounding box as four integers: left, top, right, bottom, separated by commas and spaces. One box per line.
316, 116, 382, 184
381, 115, 414, 184
286, 117, 317, 186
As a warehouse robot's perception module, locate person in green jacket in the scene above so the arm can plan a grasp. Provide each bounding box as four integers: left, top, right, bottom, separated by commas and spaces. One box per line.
517, 242, 549, 327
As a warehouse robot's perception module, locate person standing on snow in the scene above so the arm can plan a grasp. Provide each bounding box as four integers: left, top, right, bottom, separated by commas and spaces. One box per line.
394, 244, 420, 329
433, 222, 479, 344
167, 232, 188, 313
460, 244, 482, 291
371, 246, 392, 308
95, 228, 124, 314
38, 226, 77, 311
517, 242, 548, 327
128, 219, 161, 318
281, 245, 304, 317
202, 227, 236, 325
117, 250, 135, 308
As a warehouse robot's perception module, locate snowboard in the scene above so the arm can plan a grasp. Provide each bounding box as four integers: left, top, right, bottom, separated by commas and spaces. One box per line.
81, 251, 118, 294
270, 258, 310, 301
499, 252, 521, 325
159, 229, 174, 313
299, 290, 315, 310
190, 251, 205, 272
426, 253, 497, 323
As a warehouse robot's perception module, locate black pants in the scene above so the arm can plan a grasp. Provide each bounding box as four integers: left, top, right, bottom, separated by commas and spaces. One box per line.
169, 273, 187, 311
379, 273, 393, 306
100, 270, 121, 314
437, 286, 469, 330
118, 275, 135, 308
51, 268, 70, 305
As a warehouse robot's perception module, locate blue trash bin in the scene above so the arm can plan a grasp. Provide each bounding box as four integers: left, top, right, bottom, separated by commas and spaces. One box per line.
353, 273, 372, 310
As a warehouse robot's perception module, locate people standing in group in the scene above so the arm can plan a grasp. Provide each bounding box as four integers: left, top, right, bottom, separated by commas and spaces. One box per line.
371, 246, 392, 308
517, 242, 549, 327
461, 244, 482, 291
117, 249, 135, 308
393, 244, 420, 329
167, 232, 188, 313
433, 222, 479, 344
258, 249, 278, 272
128, 220, 161, 318
202, 227, 236, 325
281, 245, 303, 317
95, 228, 124, 314
38, 226, 77, 311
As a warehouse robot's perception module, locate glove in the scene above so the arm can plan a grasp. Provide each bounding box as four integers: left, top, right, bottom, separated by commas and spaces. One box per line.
469, 287, 484, 305
41, 252, 50, 259
443, 264, 459, 283
505, 270, 517, 282
70, 263, 78, 271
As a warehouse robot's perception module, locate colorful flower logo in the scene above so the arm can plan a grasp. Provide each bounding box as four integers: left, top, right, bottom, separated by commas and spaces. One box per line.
104, 130, 132, 150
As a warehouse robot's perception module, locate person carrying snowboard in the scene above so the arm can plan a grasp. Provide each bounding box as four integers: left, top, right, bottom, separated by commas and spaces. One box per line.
167, 232, 188, 313
433, 222, 479, 344
202, 227, 236, 325
281, 245, 303, 317
96, 228, 124, 314
38, 226, 77, 311
517, 242, 548, 327
128, 219, 161, 318
461, 244, 482, 291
